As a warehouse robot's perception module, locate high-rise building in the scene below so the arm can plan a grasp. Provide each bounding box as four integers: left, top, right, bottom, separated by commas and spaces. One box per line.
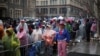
0, 0, 35, 19
35, 0, 92, 18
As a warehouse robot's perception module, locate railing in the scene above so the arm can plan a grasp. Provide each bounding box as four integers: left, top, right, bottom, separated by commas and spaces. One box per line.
0, 40, 51, 56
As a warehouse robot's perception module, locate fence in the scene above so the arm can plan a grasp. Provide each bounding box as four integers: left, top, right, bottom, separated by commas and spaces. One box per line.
0, 40, 56, 56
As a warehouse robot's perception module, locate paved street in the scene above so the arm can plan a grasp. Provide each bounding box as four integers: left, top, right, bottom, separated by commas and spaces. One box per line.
68, 40, 100, 55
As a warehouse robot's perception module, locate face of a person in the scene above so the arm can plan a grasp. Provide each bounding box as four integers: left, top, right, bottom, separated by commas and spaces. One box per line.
59, 24, 64, 29
21, 21, 24, 25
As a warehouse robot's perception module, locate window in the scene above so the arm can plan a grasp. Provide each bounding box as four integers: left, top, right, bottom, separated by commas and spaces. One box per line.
36, 1, 38, 4
41, 1, 45, 6
59, 7, 67, 14
41, 1, 48, 6
50, 0, 57, 5
41, 8, 48, 14
36, 8, 39, 14
15, 0, 20, 5
60, 0, 66, 5
70, 7, 74, 13
15, 9, 22, 18
9, 9, 13, 18
45, 1, 48, 5
50, 8, 57, 14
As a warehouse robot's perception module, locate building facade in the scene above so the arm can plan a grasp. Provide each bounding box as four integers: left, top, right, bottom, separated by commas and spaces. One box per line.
35, 0, 91, 18
94, 0, 100, 38
0, 0, 35, 19
24, 0, 36, 18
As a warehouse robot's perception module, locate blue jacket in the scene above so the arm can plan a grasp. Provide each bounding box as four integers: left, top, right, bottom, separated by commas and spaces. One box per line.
55, 29, 70, 43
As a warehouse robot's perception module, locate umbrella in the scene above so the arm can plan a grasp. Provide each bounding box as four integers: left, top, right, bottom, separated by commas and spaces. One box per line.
52, 17, 57, 20
58, 16, 64, 20
65, 17, 75, 22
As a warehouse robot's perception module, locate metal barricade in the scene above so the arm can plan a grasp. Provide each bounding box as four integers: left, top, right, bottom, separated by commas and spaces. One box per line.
15, 43, 34, 56
0, 43, 34, 56
0, 40, 56, 56
0, 50, 10, 56
15, 41, 45, 56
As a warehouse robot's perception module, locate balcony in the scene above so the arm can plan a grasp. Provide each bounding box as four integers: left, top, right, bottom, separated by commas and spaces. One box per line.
0, 0, 7, 8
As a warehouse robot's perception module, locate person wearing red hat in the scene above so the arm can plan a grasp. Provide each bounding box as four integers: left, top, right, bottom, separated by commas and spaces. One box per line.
55, 21, 70, 56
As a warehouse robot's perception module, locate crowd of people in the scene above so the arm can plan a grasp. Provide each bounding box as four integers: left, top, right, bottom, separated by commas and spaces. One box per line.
0, 16, 97, 56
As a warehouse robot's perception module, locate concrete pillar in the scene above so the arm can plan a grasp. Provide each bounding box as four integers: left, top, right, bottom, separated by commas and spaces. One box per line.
47, 7, 50, 17
57, 7, 59, 15
67, 7, 70, 17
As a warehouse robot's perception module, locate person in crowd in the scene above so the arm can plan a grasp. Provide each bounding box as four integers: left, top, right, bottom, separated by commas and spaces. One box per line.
0, 20, 5, 56
55, 21, 70, 56
16, 20, 29, 56
79, 19, 86, 40
28, 24, 33, 35
16, 20, 29, 44
2, 28, 20, 56
65, 21, 72, 43
42, 25, 56, 56
71, 21, 79, 44
0, 20, 3, 28
31, 26, 42, 43
91, 20, 97, 39
76, 20, 85, 42
65, 21, 72, 33
85, 19, 92, 42
54, 20, 60, 32
53, 20, 59, 54
12, 20, 17, 33
41, 25, 46, 33
16, 20, 29, 33
0, 24, 4, 54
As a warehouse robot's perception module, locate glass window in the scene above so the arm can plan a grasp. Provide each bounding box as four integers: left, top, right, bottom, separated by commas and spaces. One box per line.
41, 8, 48, 14
50, 8, 57, 14
36, 8, 39, 14
41, 1, 45, 6
60, 0, 66, 5
70, 7, 74, 13
36, 1, 39, 5
15, 9, 22, 18
15, 0, 20, 5
59, 7, 67, 14
63, 0, 66, 4
9, 9, 13, 18
45, 1, 48, 5
50, 0, 57, 5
